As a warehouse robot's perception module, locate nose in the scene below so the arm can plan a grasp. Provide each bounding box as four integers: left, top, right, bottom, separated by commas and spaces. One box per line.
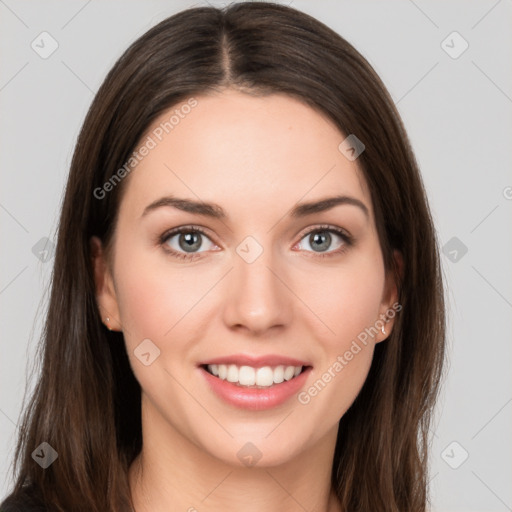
221, 243, 292, 336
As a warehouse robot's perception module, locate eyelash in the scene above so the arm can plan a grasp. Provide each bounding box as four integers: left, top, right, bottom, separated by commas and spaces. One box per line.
159, 224, 354, 261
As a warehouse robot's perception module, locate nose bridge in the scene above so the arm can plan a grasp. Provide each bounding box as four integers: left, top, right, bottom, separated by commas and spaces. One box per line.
222, 235, 290, 333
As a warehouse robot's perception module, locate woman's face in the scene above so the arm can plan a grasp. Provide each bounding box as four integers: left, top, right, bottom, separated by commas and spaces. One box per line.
92, 89, 400, 467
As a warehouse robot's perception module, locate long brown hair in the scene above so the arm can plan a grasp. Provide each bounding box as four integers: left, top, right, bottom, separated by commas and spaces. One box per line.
2, 2, 446, 511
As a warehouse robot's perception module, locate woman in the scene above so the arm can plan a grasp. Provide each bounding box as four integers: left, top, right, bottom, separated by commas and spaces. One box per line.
1, 2, 446, 511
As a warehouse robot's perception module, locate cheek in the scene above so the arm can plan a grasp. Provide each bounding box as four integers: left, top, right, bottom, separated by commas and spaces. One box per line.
114, 269, 164, 344
296, 262, 382, 417
295, 252, 385, 345
113, 245, 214, 348
337, 269, 383, 340
310, 253, 384, 412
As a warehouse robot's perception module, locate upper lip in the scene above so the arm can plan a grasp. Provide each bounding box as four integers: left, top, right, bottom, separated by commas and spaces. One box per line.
199, 354, 312, 368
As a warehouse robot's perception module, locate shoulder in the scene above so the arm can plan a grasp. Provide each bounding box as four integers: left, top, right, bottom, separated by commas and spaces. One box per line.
0, 492, 48, 512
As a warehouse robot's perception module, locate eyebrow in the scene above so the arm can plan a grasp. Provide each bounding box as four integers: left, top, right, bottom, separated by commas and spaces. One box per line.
141, 194, 369, 220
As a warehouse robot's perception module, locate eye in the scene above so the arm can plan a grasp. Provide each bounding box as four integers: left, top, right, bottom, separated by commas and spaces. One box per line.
160, 226, 217, 260
159, 224, 354, 261
294, 225, 353, 258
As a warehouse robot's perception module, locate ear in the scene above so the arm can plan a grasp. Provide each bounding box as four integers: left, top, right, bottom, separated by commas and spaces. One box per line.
90, 236, 122, 332
375, 249, 403, 343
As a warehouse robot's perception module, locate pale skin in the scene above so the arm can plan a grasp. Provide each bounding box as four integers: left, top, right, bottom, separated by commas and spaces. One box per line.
91, 89, 401, 512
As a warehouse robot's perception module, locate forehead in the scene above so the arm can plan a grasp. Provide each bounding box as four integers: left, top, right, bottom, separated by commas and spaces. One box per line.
118, 90, 373, 223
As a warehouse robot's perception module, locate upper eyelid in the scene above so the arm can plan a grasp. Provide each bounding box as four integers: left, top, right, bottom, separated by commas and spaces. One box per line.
295, 225, 351, 244
161, 225, 217, 245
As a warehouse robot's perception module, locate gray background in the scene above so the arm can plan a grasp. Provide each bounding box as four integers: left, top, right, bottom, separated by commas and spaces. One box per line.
1, 1, 511, 510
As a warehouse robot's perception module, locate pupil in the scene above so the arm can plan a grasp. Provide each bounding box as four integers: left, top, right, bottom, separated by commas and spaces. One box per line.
311, 231, 330, 252
179, 232, 202, 252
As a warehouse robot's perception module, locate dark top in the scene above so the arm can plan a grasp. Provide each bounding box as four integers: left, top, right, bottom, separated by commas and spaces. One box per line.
0, 493, 47, 512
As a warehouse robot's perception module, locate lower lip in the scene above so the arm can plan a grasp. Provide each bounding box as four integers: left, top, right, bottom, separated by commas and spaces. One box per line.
199, 366, 312, 411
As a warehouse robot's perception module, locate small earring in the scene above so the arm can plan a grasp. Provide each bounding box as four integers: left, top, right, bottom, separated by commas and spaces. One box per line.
381, 325, 386, 336
105, 317, 112, 331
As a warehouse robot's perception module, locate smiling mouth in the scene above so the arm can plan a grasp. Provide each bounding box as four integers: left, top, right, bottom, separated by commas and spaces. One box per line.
201, 363, 311, 389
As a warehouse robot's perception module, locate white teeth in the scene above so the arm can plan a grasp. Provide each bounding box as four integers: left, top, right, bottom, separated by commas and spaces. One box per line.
255, 366, 273, 386
239, 366, 256, 386
273, 365, 284, 384
226, 364, 238, 383
217, 364, 226, 379
206, 364, 304, 387
283, 366, 295, 381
